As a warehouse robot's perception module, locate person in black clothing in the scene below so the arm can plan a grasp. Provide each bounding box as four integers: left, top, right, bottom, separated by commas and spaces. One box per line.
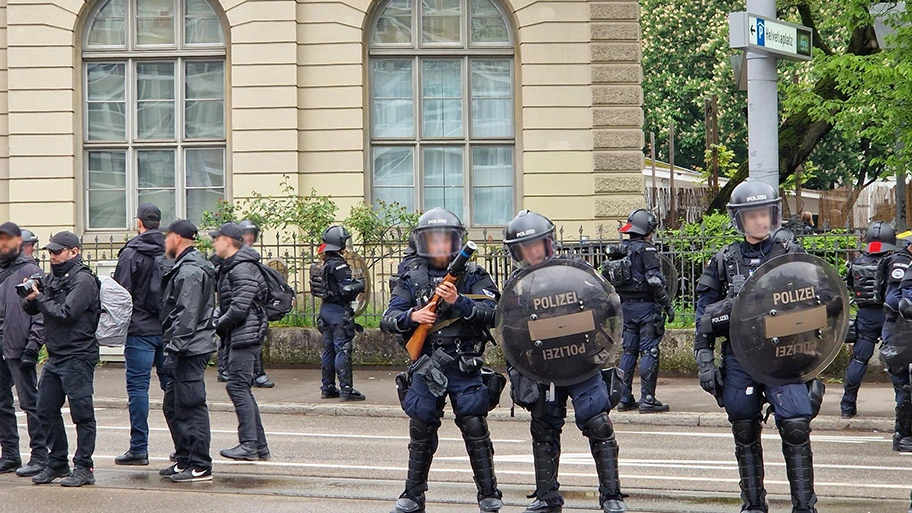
841, 221, 896, 418
239, 219, 274, 389
0, 222, 46, 478
602, 209, 674, 414
113, 203, 169, 466
314, 225, 365, 401
23, 231, 100, 487
158, 219, 218, 483
211, 222, 271, 462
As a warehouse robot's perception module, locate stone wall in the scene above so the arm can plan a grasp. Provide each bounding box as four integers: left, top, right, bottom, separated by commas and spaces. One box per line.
264, 327, 875, 380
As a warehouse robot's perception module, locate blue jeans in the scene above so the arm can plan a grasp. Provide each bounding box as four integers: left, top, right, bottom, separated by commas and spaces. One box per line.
124, 335, 167, 453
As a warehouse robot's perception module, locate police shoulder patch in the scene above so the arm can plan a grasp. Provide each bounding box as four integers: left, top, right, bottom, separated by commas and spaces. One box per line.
482, 289, 496, 298
335, 264, 348, 270
645, 247, 657, 252
893, 268, 906, 280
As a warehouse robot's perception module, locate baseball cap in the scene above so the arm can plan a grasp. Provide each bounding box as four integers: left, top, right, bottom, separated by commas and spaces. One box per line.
137, 203, 162, 223
166, 219, 198, 240
208, 222, 243, 242
43, 231, 81, 251
0, 222, 21, 238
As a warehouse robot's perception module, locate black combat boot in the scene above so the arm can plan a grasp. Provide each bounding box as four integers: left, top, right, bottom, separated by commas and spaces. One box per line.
732, 419, 768, 513
523, 418, 563, 513
457, 416, 503, 512
894, 399, 912, 452
584, 412, 626, 513
391, 419, 438, 513
638, 356, 669, 414
779, 418, 817, 513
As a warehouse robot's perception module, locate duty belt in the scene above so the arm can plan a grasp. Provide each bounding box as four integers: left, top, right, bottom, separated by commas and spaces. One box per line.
621, 297, 651, 303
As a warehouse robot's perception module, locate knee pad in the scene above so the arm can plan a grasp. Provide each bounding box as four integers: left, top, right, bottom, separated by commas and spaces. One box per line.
777, 417, 811, 447
582, 411, 614, 442
731, 419, 761, 445
807, 378, 826, 419
409, 418, 439, 453
455, 415, 489, 441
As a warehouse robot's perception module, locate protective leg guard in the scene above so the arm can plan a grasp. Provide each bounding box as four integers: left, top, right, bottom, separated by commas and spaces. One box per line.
456, 415, 503, 512
638, 350, 669, 414
778, 418, 817, 513
391, 419, 438, 513
525, 417, 563, 512
583, 412, 626, 513
732, 419, 768, 513
617, 347, 638, 409
894, 399, 912, 452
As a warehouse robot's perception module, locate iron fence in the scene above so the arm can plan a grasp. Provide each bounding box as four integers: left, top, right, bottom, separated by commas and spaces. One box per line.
62, 226, 867, 329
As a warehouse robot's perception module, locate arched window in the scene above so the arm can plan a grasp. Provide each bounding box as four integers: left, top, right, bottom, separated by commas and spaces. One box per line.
82, 0, 227, 229
369, 0, 514, 227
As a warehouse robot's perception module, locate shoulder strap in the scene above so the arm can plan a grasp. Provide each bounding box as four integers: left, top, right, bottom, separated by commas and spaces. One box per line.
0, 260, 27, 286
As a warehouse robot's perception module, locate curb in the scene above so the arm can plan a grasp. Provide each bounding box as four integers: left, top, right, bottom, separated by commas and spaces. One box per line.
92, 398, 894, 431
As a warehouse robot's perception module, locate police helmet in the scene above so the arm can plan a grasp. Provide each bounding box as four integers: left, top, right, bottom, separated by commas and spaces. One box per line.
238, 219, 260, 242
412, 208, 466, 258
726, 181, 782, 238
503, 210, 556, 264
320, 225, 351, 253
20, 229, 37, 245
619, 209, 658, 236
864, 221, 897, 254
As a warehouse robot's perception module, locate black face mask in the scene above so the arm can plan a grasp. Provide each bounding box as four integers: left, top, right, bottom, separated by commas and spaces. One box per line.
50, 255, 80, 277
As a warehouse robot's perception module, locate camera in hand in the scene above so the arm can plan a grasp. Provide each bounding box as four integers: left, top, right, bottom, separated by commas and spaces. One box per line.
15, 273, 44, 298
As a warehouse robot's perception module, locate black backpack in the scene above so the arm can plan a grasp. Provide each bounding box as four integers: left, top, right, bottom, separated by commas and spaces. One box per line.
256, 263, 295, 321
309, 261, 340, 303
145, 254, 173, 314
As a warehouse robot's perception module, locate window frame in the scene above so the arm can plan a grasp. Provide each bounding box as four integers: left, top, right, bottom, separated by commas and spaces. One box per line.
368, 0, 516, 229
81, 0, 228, 232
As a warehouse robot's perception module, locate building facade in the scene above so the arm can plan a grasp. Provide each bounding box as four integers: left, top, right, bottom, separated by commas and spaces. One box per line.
0, 0, 644, 238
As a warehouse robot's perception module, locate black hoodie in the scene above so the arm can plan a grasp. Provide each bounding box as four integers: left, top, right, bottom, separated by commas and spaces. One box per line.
114, 229, 166, 337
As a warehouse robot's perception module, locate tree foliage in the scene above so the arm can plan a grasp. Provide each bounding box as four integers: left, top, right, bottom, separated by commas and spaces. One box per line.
643, 0, 905, 217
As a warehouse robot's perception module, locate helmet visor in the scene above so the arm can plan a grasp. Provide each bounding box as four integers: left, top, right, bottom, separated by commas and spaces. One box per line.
508, 237, 554, 266
731, 204, 781, 239
415, 227, 463, 258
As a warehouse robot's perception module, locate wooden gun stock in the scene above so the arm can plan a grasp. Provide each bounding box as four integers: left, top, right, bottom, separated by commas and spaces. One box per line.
404, 241, 477, 361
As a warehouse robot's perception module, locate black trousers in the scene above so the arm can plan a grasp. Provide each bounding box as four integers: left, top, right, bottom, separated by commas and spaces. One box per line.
225, 345, 267, 448
0, 358, 46, 464
38, 357, 96, 470
163, 353, 212, 470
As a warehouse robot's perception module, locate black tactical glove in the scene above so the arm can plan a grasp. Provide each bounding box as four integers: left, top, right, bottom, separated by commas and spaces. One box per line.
19, 347, 38, 370
695, 348, 724, 408
663, 303, 676, 323
161, 352, 178, 377
900, 298, 912, 321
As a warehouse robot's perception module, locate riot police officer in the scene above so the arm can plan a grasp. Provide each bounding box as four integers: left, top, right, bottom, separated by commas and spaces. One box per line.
694, 181, 820, 513
503, 210, 627, 513
238, 219, 274, 389
841, 222, 896, 418
312, 225, 365, 401
380, 208, 502, 513
602, 209, 673, 413
882, 235, 912, 452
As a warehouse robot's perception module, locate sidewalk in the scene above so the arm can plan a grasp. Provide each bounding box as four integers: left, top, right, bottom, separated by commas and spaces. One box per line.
91, 365, 900, 431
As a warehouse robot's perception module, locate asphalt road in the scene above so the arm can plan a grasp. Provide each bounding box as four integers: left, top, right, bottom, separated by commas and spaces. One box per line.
1, 407, 910, 512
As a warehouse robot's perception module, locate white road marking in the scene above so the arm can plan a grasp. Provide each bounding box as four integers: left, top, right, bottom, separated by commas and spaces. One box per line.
83, 453, 912, 492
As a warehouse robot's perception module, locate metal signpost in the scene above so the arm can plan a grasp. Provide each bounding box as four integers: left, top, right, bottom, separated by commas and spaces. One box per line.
730, 1, 813, 190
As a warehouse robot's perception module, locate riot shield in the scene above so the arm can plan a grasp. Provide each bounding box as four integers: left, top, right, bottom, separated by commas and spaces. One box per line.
729, 253, 849, 386
345, 251, 371, 316
659, 253, 679, 300
498, 258, 622, 386
881, 317, 912, 375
